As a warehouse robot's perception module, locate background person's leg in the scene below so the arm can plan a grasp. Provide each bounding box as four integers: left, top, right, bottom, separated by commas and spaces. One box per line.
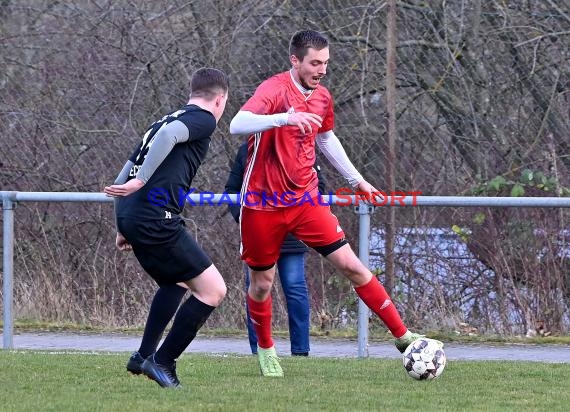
244, 263, 258, 354
277, 252, 310, 355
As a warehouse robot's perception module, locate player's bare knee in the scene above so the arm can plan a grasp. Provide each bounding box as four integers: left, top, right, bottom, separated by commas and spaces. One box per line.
250, 280, 272, 297
194, 281, 226, 307
211, 285, 227, 306
345, 270, 372, 287
187, 265, 227, 306
249, 267, 275, 296
333, 260, 371, 285
209, 274, 227, 305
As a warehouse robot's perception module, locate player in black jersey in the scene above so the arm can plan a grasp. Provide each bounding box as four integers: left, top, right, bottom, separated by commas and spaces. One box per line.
104, 68, 229, 388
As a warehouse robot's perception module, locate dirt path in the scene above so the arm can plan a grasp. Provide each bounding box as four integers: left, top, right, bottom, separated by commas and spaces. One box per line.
10, 332, 570, 363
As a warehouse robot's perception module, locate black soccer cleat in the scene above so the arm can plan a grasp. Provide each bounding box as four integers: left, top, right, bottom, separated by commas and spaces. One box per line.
126, 351, 145, 375
141, 354, 181, 388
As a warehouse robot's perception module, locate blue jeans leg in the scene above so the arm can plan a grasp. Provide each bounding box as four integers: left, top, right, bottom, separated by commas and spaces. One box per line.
243, 264, 258, 354
277, 252, 310, 354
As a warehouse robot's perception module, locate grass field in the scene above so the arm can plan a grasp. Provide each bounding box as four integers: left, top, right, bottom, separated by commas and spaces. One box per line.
0, 351, 568, 411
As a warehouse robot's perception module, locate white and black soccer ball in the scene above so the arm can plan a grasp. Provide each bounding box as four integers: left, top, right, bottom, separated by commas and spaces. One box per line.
402, 338, 446, 380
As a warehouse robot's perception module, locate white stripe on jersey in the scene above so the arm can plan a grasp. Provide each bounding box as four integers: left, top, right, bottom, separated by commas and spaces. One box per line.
238, 133, 262, 254
134, 109, 189, 163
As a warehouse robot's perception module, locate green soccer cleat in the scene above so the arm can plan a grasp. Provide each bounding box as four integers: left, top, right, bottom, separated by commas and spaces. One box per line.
257, 345, 284, 377
395, 331, 444, 353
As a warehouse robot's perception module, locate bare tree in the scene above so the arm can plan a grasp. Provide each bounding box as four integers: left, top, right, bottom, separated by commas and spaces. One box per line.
1, 0, 568, 334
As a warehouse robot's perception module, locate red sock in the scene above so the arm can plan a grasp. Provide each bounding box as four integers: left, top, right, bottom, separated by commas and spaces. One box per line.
354, 277, 408, 338
247, 294, 274, 349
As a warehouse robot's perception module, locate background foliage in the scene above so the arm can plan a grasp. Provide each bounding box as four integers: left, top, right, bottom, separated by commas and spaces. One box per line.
1, 0, 569, 335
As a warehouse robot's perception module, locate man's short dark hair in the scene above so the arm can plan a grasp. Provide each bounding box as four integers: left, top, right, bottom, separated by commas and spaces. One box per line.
289, 30, 329, 61
190, 68, 229, 100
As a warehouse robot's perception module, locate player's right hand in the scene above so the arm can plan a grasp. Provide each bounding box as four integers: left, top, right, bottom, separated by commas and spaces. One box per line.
356, 180, 385, 205
287, 112, 323, 134
104, 178, 144, 197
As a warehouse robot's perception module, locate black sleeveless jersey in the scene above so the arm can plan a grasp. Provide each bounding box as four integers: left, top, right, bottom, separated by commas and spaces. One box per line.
117, 104, 216, 220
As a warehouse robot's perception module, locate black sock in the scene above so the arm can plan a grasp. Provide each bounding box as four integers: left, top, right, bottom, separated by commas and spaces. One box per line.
138, 284, 187, 358
155, 295, 215, 364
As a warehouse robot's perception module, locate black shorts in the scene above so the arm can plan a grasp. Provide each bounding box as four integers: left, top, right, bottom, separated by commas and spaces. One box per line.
117, 217, 212, 285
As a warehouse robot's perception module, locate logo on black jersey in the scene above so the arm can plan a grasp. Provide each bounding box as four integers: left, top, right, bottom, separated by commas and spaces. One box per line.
147, 188, 170, 207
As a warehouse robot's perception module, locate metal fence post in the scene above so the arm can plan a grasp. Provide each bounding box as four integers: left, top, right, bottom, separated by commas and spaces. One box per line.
357, 203, 373, 358
2, 193, 15, 349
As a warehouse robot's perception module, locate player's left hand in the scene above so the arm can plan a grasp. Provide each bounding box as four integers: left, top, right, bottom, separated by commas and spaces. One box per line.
104, 178, 144, 197
356, 180, 385, 204
115, 232, 132, 251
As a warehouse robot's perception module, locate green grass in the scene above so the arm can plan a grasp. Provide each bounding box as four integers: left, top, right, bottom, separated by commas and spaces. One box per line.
0, 351, 568, 412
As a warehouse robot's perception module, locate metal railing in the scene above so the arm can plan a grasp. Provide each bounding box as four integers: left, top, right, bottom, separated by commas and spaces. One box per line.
2, 191, 570, 355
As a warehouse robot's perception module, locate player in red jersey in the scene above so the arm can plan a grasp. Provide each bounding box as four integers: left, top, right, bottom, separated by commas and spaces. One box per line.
230, 30, 442, 377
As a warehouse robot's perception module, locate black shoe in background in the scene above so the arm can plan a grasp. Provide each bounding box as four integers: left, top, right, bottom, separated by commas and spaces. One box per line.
126, 351, 145, 375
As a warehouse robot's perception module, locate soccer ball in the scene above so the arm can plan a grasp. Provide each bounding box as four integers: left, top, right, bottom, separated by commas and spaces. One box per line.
402, 338, 446, 380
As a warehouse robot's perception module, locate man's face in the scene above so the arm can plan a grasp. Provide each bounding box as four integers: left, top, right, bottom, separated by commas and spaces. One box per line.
291, 47, 329, 90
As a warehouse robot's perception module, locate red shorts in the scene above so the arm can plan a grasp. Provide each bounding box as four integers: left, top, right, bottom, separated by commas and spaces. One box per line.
240, 201, 346, 267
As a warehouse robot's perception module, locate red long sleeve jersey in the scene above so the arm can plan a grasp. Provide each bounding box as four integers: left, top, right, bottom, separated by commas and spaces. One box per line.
240, 71, 335, 209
